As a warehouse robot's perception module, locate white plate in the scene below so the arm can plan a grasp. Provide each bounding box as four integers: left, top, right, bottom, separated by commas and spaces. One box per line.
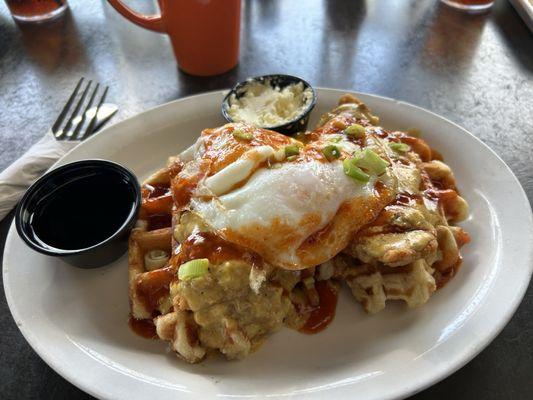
4, 89, 533, 400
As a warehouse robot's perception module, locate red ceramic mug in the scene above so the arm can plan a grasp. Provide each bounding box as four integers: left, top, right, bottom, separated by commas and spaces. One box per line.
107, 0, 241, 76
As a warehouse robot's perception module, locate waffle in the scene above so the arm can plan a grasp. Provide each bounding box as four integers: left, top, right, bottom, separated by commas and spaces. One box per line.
129, 163, 176, 322
156, 211, 305, 362
325, 115, 471, 313
128, 94, 470, 363
129, 162, 308, 362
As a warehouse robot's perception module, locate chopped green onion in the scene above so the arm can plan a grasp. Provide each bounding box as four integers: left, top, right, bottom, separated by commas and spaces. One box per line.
286, 155, 298, 161
330, 136, 342, 143
389, 142, 411, 153
344, 123, 366, 138
343, 158, 370, 182
284, 144, 300, 157
322, 145, 341, 161
178, 258, 209, 281
144, 249, 170, 271
355, 149, 389, 175
232, 129, 253, 141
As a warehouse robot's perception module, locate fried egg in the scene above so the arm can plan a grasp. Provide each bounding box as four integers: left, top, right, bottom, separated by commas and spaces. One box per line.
174, 123, 397, 270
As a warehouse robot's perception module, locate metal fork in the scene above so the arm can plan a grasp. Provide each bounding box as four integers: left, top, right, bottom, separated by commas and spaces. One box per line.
52, 77, 118, 141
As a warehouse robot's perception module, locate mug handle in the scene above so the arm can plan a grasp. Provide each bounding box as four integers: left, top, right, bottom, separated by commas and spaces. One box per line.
107, 0, 166, 33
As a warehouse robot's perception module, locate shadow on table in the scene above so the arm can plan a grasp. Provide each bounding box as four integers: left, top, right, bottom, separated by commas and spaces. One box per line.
0, 14, 14, 60
175, 67, 240, 99
316, 0, 366, 80
419, 2, 489, 73
491, 0, 533, 73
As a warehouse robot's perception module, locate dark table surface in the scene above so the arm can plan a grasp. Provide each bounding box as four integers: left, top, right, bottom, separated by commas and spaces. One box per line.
1, 0, 532, 399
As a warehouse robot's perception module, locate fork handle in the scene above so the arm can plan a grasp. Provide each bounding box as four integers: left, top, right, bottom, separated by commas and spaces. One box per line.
107, 0, 166, 33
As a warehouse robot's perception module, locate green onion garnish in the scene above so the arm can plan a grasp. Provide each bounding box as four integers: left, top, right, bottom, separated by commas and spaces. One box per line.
322, 145, 341, 161
343, 158, 370, 182
344, 124, 366, 138
178, 258, 209, 281
355, 149, 389, 175
286, 155, 298, 161
284, 144, 300, 157
232, 129, 253, 141
389, 142, 411, 153
144, 249, 170, 271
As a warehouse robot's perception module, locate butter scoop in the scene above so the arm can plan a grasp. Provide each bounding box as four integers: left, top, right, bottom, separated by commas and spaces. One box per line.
222, 74, 316, 136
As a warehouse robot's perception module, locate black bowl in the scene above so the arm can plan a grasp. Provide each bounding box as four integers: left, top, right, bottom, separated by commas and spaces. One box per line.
15, 160, 141, 268
221, 74, 317, 136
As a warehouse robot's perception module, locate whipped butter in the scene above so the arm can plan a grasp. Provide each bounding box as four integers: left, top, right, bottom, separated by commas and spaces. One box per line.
228, 80, 313, 127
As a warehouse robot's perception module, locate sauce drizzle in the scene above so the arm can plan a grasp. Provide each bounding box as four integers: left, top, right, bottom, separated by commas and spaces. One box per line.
129, 315, 157, 339
300, 281, 338, 334
145, 183, 171, 198
135, 266, 175, 312
178, 231, 256, 266
147, 213, 172, 231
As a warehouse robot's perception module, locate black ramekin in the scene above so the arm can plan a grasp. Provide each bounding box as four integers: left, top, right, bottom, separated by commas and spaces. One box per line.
15, 160, 141, 268
221, 74, 317, 136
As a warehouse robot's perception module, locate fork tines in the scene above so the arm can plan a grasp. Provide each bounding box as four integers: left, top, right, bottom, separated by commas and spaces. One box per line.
52, 77, 109, 141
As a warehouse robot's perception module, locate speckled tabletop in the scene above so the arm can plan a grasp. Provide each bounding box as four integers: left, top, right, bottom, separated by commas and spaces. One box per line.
0, 0, 532, 399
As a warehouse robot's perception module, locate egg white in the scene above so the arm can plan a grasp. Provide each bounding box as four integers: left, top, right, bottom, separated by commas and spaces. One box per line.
191, 158, 385, 268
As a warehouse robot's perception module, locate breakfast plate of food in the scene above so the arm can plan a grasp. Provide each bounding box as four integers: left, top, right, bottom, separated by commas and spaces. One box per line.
3, 78, 533, 400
